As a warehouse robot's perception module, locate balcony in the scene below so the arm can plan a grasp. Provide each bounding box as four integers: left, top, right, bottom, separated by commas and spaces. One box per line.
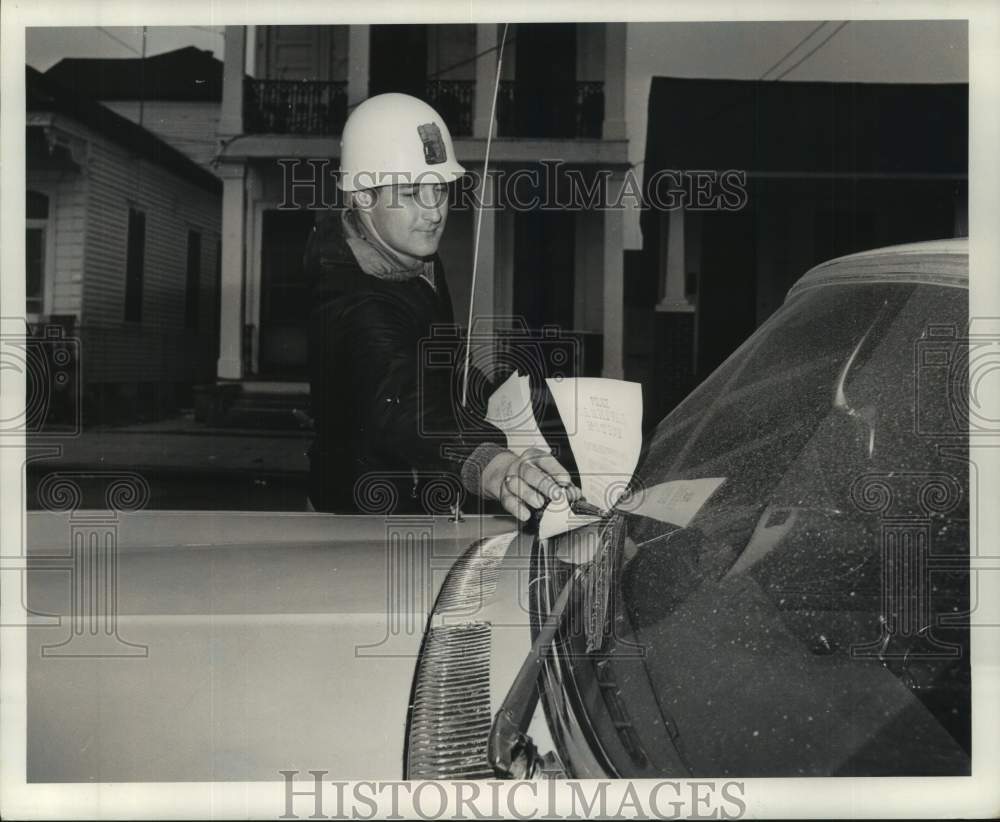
497, 81, 605, 139
243, 79, 348, 135
242, 77, 475, 138
424, 79, 475, 137
241, 78, 606, 141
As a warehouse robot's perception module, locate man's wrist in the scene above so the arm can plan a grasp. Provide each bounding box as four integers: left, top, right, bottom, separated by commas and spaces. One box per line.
481, 449, 519, 499
460, 442, 510, 498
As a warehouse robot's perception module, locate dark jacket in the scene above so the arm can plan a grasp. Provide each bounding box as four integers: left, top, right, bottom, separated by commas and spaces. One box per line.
304, 210, 503, 513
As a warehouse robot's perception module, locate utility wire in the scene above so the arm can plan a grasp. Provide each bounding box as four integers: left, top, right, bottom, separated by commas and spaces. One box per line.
346, 31, 518, 112
427, 34, 517, 82
97, 26, 142, 56
771, 21, 849, 81
632, 24, 850, 177
758, 21, 830, 81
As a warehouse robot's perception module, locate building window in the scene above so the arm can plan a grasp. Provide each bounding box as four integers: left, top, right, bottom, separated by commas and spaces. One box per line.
124, 207, 146, 322
26, 191, 49, 316
185, 230, 201, 330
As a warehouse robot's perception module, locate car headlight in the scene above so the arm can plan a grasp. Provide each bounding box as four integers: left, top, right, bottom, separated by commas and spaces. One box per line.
403, 531, 516, 779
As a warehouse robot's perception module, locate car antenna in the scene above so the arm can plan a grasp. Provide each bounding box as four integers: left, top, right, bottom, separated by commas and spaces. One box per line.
453, 24, 509, 522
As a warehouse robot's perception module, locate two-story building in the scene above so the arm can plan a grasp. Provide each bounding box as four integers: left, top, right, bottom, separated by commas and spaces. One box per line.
26, 66, 222, 423
210, 23, 628, 418
44, 46, 227, 175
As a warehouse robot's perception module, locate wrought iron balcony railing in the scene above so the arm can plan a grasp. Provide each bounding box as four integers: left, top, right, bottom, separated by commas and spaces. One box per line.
424, 79, 475, 137
244, 79, 348, 135
497, 80, 604, 139
243, 78, 475, 137
242, 77, 604, 139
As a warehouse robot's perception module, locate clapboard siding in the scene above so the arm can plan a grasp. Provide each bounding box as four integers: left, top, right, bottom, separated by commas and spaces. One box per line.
26, 170, 87, 316
77, 124, 220, 385
52, 181, 86, 315
99, 101, 220, 173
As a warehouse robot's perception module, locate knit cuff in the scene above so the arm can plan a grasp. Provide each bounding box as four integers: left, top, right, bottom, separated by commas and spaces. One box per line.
460, 442, 508, 498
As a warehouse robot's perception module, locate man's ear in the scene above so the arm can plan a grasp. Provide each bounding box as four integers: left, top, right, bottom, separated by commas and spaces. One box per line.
352, 188, 377, 210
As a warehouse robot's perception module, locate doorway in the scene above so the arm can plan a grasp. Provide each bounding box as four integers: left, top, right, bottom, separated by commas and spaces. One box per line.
258, 209, 316, 378
369, 25, 428, 99
513, 209, 575, 333
512, 23, 577, 137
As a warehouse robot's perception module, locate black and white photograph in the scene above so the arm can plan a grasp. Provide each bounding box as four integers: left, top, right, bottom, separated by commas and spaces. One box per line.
2, 1, 998, 819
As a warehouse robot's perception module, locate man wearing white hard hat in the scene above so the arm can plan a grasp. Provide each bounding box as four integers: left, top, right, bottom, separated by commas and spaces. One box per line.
305, 93, 580, 517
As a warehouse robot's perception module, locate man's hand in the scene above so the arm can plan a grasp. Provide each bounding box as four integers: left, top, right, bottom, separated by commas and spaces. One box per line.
481, 447, 583, 522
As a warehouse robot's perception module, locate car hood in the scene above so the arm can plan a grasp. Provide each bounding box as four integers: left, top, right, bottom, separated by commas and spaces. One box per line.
25, 511, 514, 782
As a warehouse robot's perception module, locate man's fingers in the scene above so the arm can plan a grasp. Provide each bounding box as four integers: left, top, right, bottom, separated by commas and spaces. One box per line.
522, 456, 583, 501
505, 472, 546, 510
517, 461, 562, 502
531, 454, 575, 486
500, 486, 532, 522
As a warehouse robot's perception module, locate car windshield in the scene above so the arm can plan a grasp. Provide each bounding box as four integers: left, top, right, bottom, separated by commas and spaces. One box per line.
554, 280, 970, 777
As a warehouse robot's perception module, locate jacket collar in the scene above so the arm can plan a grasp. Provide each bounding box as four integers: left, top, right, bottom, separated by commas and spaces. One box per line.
341, 208, 436, 289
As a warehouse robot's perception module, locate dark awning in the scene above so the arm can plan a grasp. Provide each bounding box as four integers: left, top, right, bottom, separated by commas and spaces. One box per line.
643, 76, 968, 179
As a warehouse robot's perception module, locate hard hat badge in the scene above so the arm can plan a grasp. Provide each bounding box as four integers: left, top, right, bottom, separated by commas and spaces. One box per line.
417, 122, 447, 165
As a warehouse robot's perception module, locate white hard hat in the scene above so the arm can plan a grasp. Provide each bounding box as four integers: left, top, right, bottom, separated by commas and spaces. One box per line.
339, 93, 466, 192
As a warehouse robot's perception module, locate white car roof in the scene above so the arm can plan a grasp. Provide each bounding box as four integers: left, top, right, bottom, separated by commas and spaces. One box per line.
787, 237, 968, 300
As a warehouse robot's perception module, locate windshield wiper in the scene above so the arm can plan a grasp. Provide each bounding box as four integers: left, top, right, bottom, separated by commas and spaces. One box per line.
488, 507, 627, 778
487, 564, 582, 779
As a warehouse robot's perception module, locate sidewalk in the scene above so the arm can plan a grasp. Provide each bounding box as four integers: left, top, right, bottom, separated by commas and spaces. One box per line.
28, 414, 311, 477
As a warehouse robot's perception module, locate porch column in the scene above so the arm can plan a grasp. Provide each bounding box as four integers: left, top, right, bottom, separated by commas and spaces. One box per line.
656, 208, 695, 312
217, 164, 246, 380
347, 25, 370, 107
219, 26, 246, 137
474, 24, 499, 138
603, 170, 626, 379
603, 23, 627, 140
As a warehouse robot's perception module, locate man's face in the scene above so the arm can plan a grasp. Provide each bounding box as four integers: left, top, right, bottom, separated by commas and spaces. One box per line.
363, 182, 449, 263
